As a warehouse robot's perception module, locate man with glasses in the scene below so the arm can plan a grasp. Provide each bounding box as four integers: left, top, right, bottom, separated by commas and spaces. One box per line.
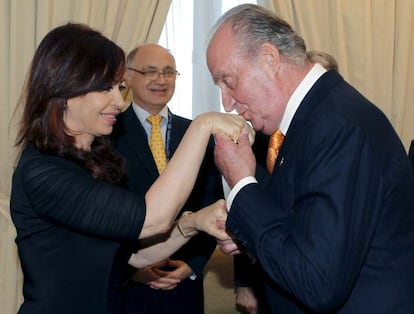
110, 44, 222, 314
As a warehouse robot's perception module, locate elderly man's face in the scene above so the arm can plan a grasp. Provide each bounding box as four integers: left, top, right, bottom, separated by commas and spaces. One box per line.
206, 24, 285, 135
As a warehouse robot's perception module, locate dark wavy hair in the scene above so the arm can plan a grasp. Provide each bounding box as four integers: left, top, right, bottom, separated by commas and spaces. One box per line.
15, 23, 126, 185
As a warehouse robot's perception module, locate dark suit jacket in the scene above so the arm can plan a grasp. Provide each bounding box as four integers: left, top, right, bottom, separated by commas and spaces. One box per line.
110, 106, 222, 312
227, 70, 414, 313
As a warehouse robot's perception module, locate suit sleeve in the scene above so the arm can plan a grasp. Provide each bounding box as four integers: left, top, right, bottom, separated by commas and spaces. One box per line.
232, 132, 270, 288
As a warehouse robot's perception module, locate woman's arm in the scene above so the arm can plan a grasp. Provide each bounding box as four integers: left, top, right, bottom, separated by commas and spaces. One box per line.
129, 199, 228, 268
140, 112, 250, 239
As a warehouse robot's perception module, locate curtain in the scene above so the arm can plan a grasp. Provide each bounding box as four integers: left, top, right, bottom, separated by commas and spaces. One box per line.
0, 1, 171, 312
263, 0, 414, 149
163, 0, 258, 119
0, 194, 21, 314
192, 0, 223, 117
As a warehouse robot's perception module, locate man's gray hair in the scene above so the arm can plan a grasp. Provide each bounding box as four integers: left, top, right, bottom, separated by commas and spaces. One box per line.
210, 4, 307, 65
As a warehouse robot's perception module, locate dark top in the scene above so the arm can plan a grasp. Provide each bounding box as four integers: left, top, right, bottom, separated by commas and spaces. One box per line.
10, 144, 146, 314
409, 139, 414, 170
227, 70, 414, 313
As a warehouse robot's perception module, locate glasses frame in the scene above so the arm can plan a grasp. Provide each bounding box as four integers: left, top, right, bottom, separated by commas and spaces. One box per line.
127, 67, 180, 80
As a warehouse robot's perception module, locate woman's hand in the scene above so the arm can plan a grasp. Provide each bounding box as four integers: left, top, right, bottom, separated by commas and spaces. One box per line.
194, 112, 255, 144
178, 199, 230, 241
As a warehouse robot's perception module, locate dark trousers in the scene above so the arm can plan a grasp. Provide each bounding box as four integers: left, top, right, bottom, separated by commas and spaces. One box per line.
106, 247, 205, 314
124, 278, 204, 314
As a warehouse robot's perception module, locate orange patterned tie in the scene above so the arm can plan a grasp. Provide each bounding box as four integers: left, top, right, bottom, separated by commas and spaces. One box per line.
147, 115, 167, 173
266, 129, 284, 173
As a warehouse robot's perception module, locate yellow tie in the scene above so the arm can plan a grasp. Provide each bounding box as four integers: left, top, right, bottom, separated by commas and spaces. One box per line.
147, 115, 167, 173
266, 129, 284, 173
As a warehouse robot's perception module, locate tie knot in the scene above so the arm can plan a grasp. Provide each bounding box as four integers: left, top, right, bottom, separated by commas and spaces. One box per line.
266, 129, 284, 173
147, 114, 163, 125
269, 129, 284, 151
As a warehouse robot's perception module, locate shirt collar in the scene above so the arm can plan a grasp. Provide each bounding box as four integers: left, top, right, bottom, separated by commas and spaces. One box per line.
279, 63, 326, 135
131, 102, 169, 126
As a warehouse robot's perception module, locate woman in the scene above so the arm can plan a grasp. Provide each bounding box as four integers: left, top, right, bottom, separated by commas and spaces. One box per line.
10, 23, 250, 314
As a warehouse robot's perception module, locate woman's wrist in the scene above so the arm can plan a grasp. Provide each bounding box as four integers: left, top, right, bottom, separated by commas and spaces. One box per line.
193, 113, 214, 136
176, 211, 198, 238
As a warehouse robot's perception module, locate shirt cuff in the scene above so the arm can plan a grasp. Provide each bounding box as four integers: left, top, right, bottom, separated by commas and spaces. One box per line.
226, 176, 257, 210
222, 176, 231, 198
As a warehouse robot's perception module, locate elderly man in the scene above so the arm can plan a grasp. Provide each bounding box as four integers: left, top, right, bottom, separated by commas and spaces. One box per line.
208, 4, 414, 314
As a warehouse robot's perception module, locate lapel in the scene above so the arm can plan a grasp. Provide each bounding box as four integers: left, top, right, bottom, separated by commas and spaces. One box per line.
121, 105, 159, 178
168, 112, 191, 155
272, 70, 344, 174
116, 107, 192, 179
118, 107, 192, 179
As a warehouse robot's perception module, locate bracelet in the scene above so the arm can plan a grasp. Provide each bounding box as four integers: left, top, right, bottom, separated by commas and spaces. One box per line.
177, 211, 194, 238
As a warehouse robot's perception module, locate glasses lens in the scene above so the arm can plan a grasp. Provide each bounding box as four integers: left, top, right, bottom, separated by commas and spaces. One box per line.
140, 69, 178, 80
163, 70, 176, 78
144, 70, 158, 80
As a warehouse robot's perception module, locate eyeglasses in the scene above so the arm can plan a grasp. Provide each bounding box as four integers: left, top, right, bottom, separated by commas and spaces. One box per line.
127, 67, 180, 80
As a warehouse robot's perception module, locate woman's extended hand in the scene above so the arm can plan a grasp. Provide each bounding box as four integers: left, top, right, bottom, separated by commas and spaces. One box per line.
178, 199, 230, 241
129, 200, 231, 269
194, 112, 255, 144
